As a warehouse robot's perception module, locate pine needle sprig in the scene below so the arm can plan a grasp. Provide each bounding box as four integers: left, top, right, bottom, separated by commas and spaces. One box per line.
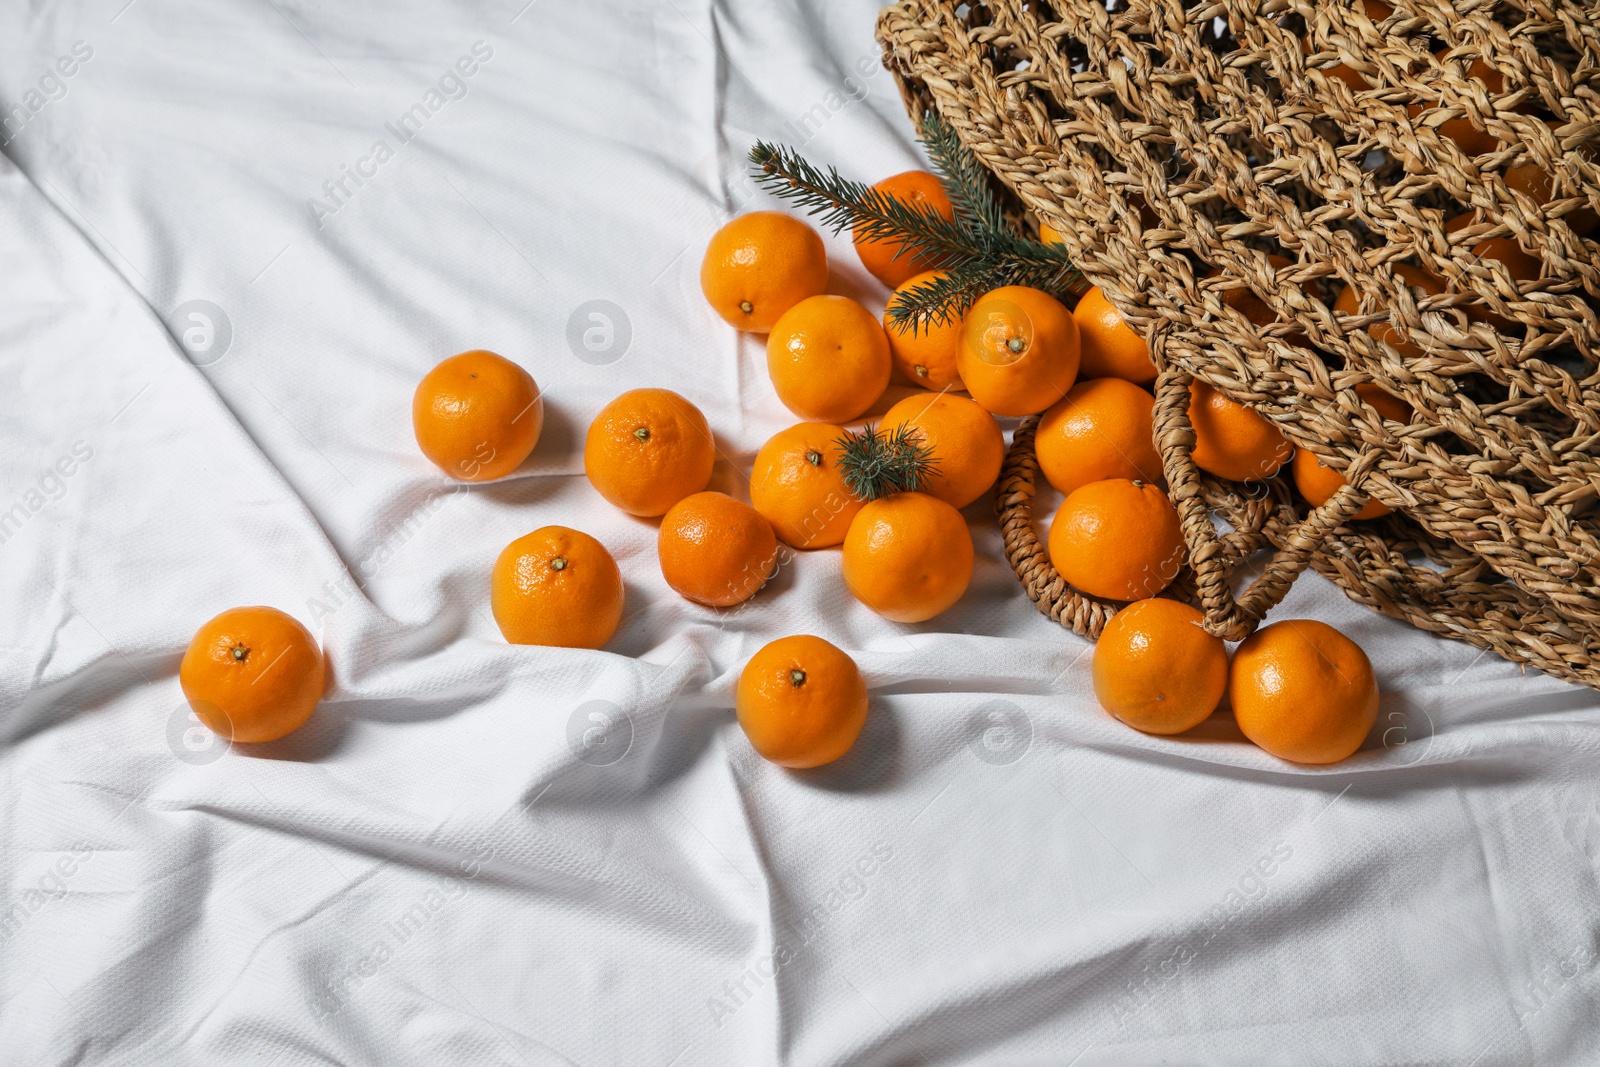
747, 141, 976, 269
919, 111, 1008, 237
883, 261, 1006, 334
747, 113, 1084, 335
833, 423, 939, 502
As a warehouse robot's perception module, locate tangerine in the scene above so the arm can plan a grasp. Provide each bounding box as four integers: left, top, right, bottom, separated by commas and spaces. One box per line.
491, 526, 624, 649
749, 423, 863, 549
1332, 262, 1447, 361
1209, 255, 1305, 338
1291, 384, 1410, 520
701, 211, 829, 332
1035, 378, 1163, 498
1437, 59, 1516, 155
842, 492, 973, 622
179, 606, 325, 744
1074, 286, 1156, 385
1043, 197, 1158, 240
736, 635, 869, 768
958, 285, 1080, 416
412, 350, 542, 482
584, 389, 716, 517
1188, 380, 1293, 482
1445, 212, 1540, 327
854, 171, 955, 289
1049, 478, 1184, 601
659, 491, 779, 607
1319, 1, 1393, 91
1092, 598, 1229, 735
1503, 125, 1599, 232
767, 295, 892, 423
1231, 619, 1380, 764
884, 270, 965, 390
881, 392, 1004, 509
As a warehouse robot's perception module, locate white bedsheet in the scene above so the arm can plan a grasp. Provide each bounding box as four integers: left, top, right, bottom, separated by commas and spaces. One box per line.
3, 1, 1599, 1063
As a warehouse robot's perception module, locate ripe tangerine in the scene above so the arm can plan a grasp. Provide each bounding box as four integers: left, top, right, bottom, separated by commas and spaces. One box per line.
1291, 385, 1410, 520
1231, 619, 1380, 764
842, 492, 973, 622
1093, 598, 1229, 735
1035, 377, 1163, 498
412, 350, 542, 482
658, 491, 779, 608
767, 295, 892, 423
1074, 286, 1156, 385
958, 285, 1080, 416
584, 388, 716, 517
854, 171, 954, 289
1188, 380, 1293, 483
749, 423, 863, 549
880, 392, 1004, 509
883, 270, 965, 391
1049, 478, 1185, 601
491, 526, 624, 649
736, 635, 869, 768
701, 212, 829, 332
179, 606, 325, 744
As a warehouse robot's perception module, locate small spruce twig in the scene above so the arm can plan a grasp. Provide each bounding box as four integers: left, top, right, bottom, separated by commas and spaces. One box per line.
833, 423, 940, 502
918, 109, 1008, 237
748, 113, 1083, 334
884, 261, 1006, 334
747, 140, 974, 266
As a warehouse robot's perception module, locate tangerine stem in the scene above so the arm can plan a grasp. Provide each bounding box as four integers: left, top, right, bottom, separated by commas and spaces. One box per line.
790, 669, 806, 687
231, 644, 249, 662
634, 427, 650, 442
550, 557, 568, 571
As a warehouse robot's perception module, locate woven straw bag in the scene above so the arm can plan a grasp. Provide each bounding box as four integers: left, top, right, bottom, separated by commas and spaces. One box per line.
876, 0, 1600, 688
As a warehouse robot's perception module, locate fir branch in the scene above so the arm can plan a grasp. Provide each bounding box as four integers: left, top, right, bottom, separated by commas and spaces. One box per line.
747, 120, 1085, 336
748, 141, 975, 269
883, 261, 1006, 332
833, 423, 939, 502
918, 113, 1007, 237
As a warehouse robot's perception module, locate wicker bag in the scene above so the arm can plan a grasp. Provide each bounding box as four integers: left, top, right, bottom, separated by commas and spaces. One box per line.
876, 0, 1600, 688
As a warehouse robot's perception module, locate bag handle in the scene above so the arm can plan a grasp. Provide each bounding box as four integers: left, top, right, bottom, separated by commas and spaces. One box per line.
1153, 367, 1372, 640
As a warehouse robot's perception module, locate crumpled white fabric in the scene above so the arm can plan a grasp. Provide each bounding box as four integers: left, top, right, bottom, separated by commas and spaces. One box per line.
2, 2, 1598, 1064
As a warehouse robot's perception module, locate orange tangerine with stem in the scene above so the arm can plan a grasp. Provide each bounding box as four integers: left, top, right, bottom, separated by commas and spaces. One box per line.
958, 286, 1080, 416
883, 270, 965, 391
749, 422, 863, 549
